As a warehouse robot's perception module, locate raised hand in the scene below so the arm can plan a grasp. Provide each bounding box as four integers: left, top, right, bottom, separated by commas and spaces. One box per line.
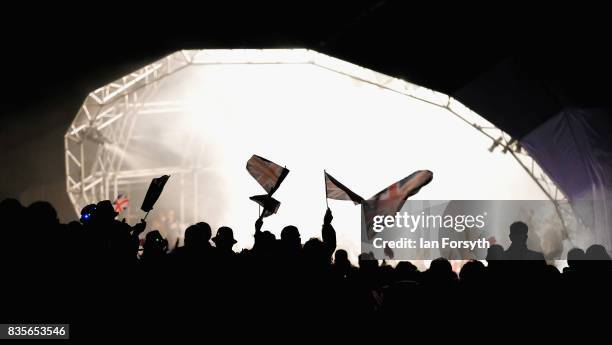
324, 207, 333, 225
255, 215, 264, 233
132, 219, 147, 235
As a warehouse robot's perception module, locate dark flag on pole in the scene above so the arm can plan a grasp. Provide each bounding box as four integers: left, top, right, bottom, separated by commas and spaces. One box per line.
362, 170, 433, 240
246, 155, 289, 195
246, 155, 289, 217
249, 194, 281, 218
141, 175, 171, 213
325, 171, 364, 205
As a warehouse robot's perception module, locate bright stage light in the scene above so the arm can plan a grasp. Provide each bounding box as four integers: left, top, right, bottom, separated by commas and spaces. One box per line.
65, 49, 580, 262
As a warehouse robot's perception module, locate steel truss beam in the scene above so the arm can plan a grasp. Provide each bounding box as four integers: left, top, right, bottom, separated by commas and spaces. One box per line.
65, 49, 578, 240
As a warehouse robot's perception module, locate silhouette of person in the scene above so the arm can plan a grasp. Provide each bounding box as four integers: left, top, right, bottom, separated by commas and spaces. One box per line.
81, 200, 145, 267
332, 249, 354, 279
142, 230, 168, 262
213, 226, 237, 254
321, 208, 336, 257
0, 198, 23, 219
80, 204, 97, 224
184, 222, 213, 250
502, 221, 545, 261
459, 260, 486, 289
252, 214, 276, 256
565, 248, 586, 272
280, 225, 301, 254
486, 244, 504, 261
423, 257, 458, 290
585, 244, 611, 261
176, 222, 216, 272
25, 201, 61, 264
12, 191, 612, 325
97, 200, 117, 219
584, 244, 612, 272
0, 198, 25, 263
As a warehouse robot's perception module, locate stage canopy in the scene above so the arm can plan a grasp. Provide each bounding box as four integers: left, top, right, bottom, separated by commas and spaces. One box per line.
65, 49, 591, 260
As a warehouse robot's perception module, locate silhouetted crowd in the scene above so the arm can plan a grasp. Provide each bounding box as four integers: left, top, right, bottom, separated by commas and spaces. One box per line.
1, 197, 611, 337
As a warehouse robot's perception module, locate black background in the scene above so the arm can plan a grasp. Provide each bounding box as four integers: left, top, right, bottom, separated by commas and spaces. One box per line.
1, 1, 610, 217
3, 2, 610, 130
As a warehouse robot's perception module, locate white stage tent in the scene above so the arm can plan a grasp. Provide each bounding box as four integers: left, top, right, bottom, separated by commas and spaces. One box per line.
64, 49, 586, 262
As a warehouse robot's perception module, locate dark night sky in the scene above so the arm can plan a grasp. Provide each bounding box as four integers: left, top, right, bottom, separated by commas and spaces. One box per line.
1, 1, 610, 218
3, 2, 610, 129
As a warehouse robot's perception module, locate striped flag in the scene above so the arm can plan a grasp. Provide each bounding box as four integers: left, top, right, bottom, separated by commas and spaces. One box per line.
113, 194, 129, 213
325, 171, 364, 205
249, 194, 281, 217
362, 170, 433, 239
246, 155, 290, 195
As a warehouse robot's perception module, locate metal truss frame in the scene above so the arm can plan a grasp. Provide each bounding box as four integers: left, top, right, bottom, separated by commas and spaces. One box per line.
65, 49, 577, 238
64, 51, 197, 219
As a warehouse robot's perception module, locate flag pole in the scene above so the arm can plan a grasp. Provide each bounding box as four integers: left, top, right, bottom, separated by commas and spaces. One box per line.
324, 170, 329, 208
143, 211, 150, 221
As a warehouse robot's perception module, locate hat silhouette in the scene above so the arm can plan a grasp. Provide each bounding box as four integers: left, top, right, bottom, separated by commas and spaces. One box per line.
213, 226, 237, 245
96, 200, 118, 219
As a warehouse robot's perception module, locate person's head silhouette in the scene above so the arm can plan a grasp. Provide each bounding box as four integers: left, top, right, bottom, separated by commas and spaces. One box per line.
213, 226, 237, 252
486, 244, 504, 261
567, 248, 586, 270
395, 261, 418, 282
429, 257, 452, 274
184, 222, 211, 249
95, 200, 118, 222
303, 238, 329, 266
585, 244, 611, 261
334, 249, 350, 266
80, 204, 97, 224
143, 230, 168, 258
358, 252, 378, 272
459, 260, 486, 285
27, 201, 58, 226
584, 244, 612, 271
254, 230, 276, 253
195, 222, 212, 236
509, 221, 529, 247
0, 198, 23, 219
280, 225, 301, 250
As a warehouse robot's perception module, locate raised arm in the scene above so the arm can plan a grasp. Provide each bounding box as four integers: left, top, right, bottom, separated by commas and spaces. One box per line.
322, 208, 336, 255
253, 214, 264, 248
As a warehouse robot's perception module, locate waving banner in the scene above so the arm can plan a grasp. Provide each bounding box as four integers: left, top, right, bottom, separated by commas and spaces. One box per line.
362, 170, 433, 239
325, 171, 364, 205
141, 175, 171, 213
246, 155, 290, 195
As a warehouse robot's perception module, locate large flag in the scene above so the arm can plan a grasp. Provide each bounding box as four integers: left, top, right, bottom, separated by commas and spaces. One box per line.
362, 170, 433, 239
141, 175, 170, 213
325, 171, 364, 205
246, 155, 290, 195
249, 194, 281, 218
113, 194, 129, 213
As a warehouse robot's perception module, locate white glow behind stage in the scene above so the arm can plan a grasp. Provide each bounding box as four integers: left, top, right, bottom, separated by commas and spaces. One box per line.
114, 51, 550, 261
